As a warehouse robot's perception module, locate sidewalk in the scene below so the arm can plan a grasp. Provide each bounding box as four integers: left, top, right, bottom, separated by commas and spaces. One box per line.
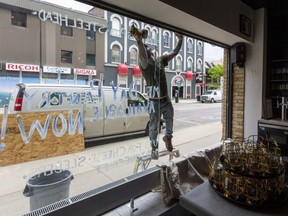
172, 98, 198, 104
0, 119, 221, 216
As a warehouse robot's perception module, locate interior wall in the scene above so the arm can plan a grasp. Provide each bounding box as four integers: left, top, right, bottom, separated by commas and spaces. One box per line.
244, 8, 266, 137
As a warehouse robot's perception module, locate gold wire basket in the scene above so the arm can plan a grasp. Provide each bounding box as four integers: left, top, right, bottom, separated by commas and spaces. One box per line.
209, 136, 287, 207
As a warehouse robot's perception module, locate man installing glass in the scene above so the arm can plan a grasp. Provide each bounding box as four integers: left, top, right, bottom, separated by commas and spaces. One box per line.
130, 25, 183, 159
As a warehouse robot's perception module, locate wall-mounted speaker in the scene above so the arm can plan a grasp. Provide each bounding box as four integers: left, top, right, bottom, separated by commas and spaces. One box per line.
231, 43, 245, 67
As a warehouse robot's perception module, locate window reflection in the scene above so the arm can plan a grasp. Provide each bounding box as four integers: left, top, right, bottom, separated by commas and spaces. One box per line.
0, 1, 215, 215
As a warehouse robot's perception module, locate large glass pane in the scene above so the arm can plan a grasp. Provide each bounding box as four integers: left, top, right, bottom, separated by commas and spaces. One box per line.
0, 1, 224, 215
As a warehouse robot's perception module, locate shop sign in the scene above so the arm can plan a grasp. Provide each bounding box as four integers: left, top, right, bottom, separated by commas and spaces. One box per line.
43, 66, 71, 74
74, 68, 97, 76
6, 63, 40, 72
37, 10, 107, 33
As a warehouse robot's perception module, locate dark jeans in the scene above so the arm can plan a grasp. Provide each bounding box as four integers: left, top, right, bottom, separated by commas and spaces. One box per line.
149, 97, 174, 147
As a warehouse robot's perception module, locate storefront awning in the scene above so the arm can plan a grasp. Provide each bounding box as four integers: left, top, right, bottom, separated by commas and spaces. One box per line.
132, 65, 142, 76
186, 71, 193, 80
117, 64, 128, 75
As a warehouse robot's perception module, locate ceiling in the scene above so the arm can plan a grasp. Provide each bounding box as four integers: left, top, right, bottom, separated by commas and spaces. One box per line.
241, 0, 268, 10
78, 0, 266, 48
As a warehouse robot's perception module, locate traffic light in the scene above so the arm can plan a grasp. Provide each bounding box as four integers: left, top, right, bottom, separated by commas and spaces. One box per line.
195, 72, 202, 83
231, 43, 245, 67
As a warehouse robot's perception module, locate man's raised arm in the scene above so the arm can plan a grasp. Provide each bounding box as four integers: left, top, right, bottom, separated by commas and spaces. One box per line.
130, 25, 149, 69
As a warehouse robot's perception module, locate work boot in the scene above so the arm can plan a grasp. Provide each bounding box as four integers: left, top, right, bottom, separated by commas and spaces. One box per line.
163, 136, 173, 152
150, 141, 159, 160
151, 148, 159, 160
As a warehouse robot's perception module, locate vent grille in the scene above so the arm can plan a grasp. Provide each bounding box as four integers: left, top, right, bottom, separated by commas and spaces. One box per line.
70, 178, 126, 203
23, 199, 71, 216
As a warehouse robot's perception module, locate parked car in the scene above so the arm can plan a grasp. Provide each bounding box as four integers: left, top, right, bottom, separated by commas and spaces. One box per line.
8, 83, 157, 142
200, 90, 222, 103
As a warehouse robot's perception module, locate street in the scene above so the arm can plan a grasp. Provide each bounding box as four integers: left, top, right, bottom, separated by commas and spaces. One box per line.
173, 100, 221, 129
85, 100, 222, 146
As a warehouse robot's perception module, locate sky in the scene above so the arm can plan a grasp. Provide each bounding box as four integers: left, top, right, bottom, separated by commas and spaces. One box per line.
204, 43, 224, 62
42, 0, 93, 12
42, 0, 224, 62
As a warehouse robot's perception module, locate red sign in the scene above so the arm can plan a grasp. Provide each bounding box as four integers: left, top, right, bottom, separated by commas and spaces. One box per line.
74, 68, 97, 76
6, 63, 40, 72
186, 71, 193, 80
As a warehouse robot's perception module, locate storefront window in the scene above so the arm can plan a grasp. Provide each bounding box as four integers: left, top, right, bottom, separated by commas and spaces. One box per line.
0, 1, 217, 215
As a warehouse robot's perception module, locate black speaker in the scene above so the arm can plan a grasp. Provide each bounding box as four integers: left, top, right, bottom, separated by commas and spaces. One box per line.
231, 43, 245, 67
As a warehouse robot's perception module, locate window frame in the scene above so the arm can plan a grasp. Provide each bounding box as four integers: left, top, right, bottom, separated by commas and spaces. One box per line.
61, 50, 73, 64
111, 17, 121, 37
163, 32, 170, 47
61, 19, 74, 37
86, 54, 96, 66
111, 44, 121, 63
86, 29, 95, 40
130, 47, 138, 65
197, 41, 203, 55
176, 56, 182, 71
187, 39, 193, 53
11, 11, 27, 27
187, 58, 193, 71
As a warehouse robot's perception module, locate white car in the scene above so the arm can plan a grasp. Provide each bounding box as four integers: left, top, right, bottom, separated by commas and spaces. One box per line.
200, 90, 222, 103
8, 83, 152, 141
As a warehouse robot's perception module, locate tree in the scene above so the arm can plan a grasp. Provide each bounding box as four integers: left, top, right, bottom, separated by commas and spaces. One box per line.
206, 64, 224, 89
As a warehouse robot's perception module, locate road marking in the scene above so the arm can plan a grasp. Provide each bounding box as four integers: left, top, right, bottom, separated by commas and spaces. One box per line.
200, 116, 221, 120
175, 119, 202, 125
